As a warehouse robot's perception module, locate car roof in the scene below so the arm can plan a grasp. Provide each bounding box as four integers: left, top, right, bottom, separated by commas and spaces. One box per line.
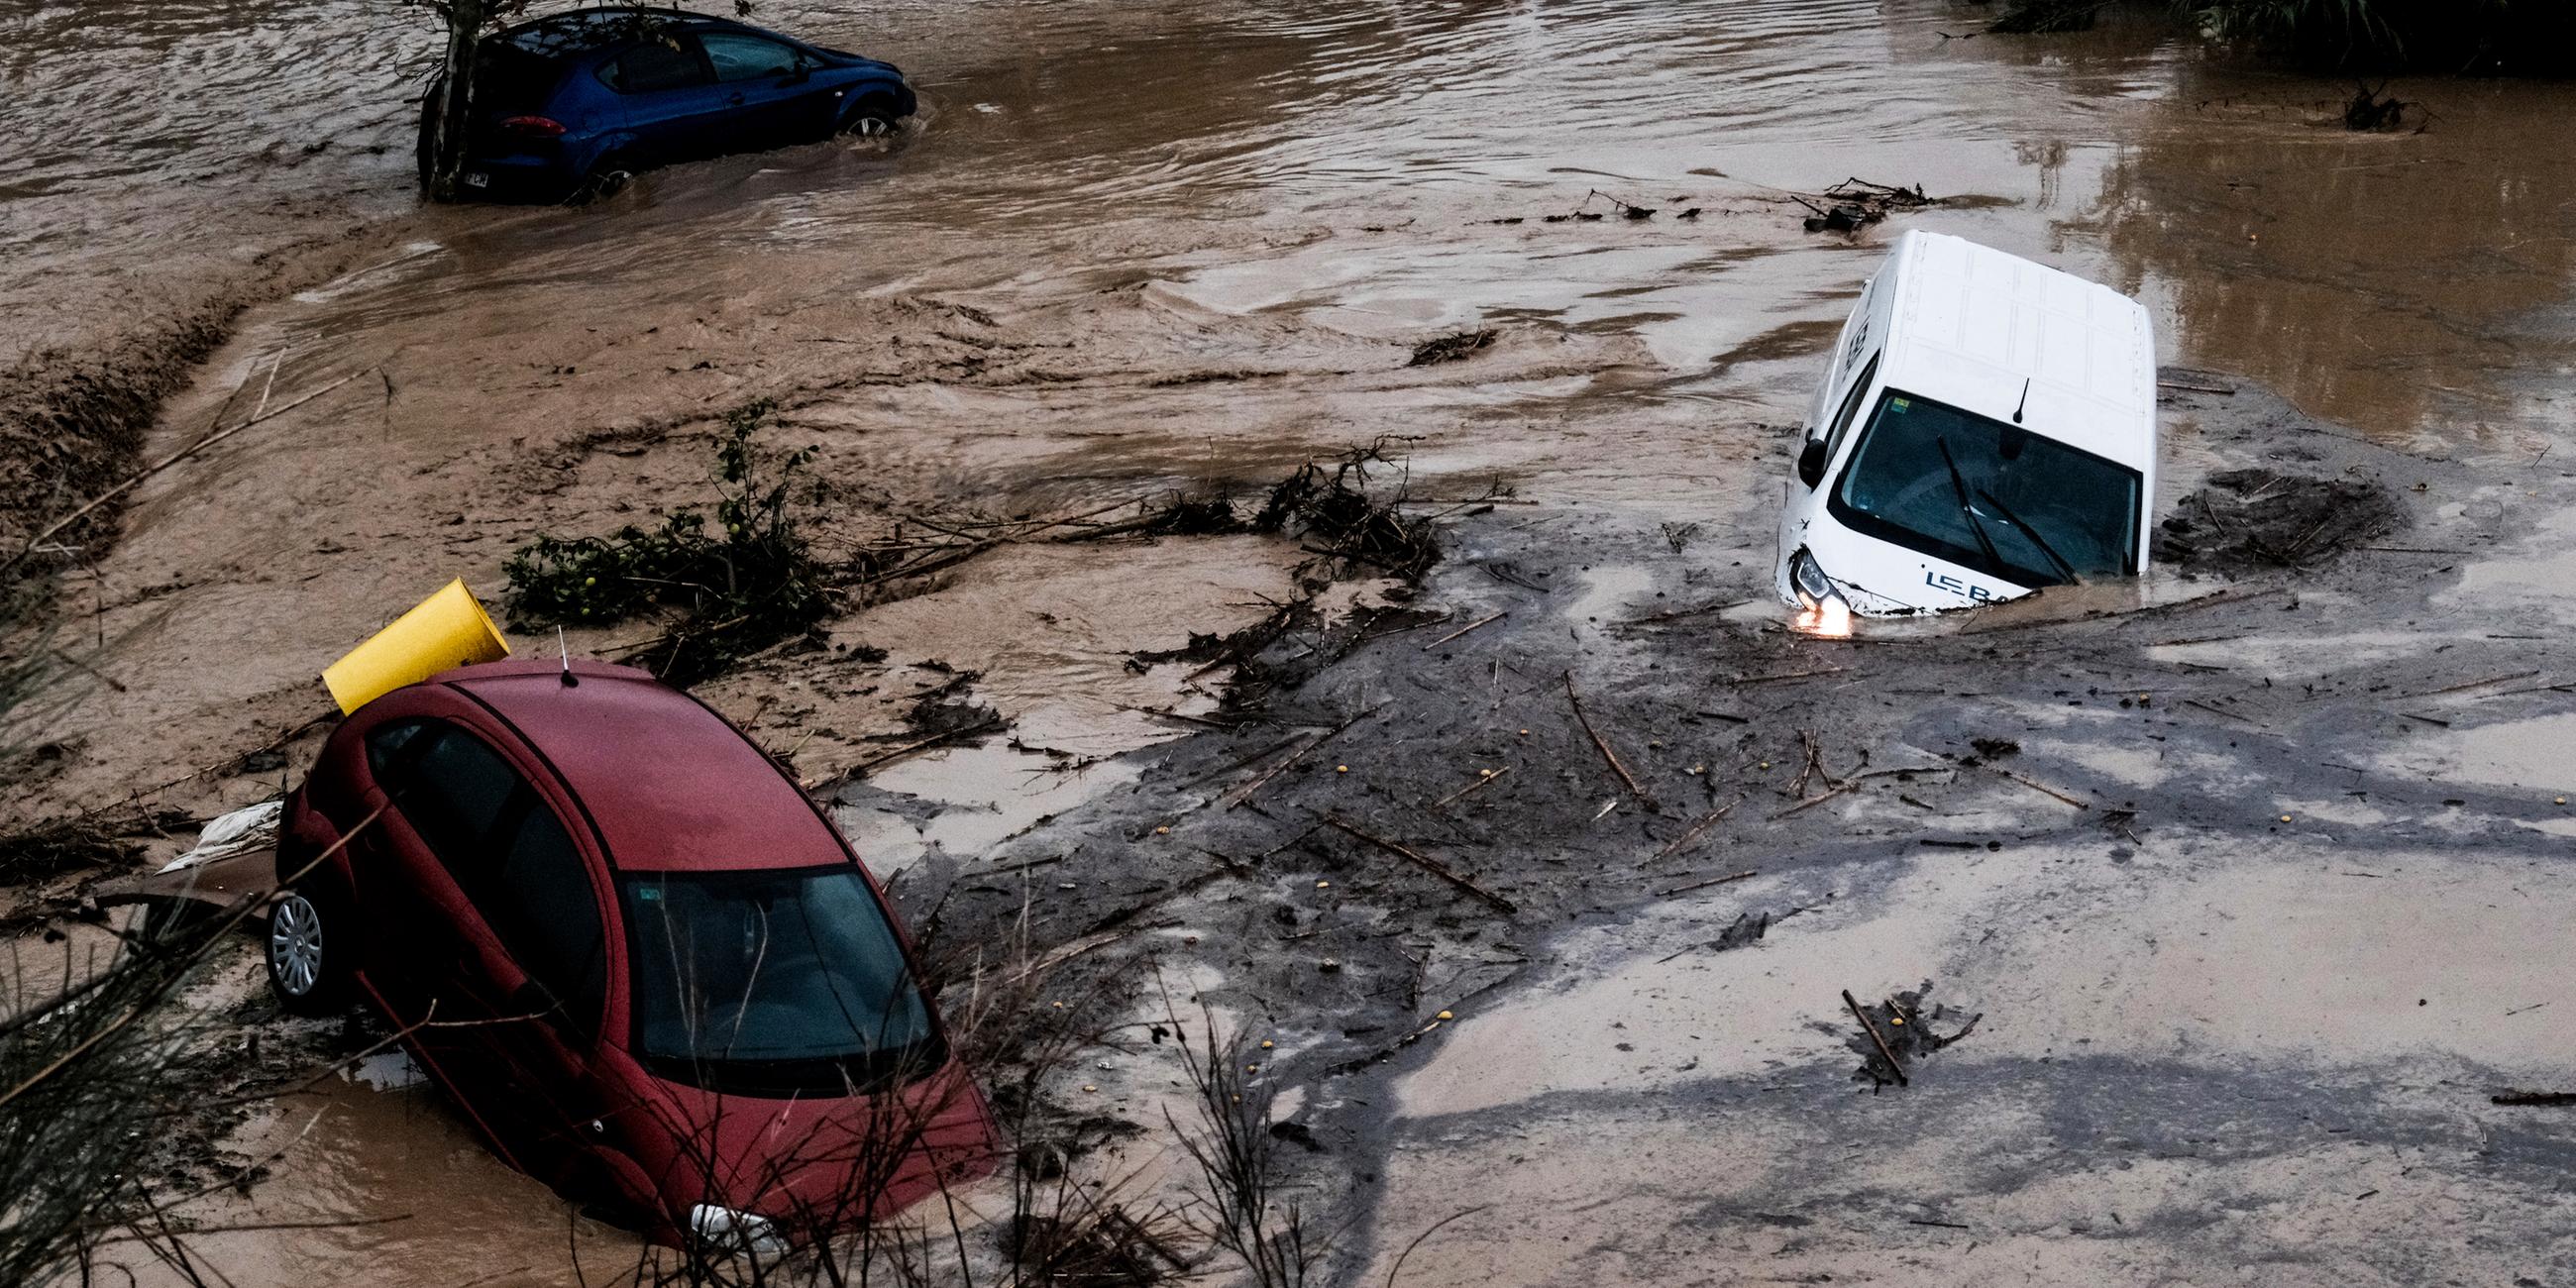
494, 6, 762, 57
1878, 230, 2157, 472
436, 659, 848, 875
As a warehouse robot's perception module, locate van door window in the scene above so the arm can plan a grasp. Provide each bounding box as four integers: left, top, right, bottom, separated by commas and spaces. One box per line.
1822, 353, 1881, 464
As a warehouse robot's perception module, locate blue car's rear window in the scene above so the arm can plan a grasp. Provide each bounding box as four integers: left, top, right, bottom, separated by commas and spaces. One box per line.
474, 44, 568, 114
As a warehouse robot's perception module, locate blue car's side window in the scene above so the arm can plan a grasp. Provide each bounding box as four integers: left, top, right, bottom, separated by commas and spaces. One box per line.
699, 33, 801, 82
597, 39, 707, 94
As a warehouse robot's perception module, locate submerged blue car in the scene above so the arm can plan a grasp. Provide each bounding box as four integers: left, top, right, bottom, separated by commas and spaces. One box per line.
419, 6, 915, 201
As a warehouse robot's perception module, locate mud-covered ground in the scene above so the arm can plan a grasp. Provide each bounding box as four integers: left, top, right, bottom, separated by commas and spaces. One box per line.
886, 378, 2576, 1287
10, 1, 2576, 1284
28, 371, 2575, 1287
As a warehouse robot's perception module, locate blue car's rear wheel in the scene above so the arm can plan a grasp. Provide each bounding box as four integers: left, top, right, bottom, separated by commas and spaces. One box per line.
570, 158, 634, 205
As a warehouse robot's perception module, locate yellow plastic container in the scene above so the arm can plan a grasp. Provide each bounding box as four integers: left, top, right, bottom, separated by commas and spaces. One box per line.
321, 578, 511, 714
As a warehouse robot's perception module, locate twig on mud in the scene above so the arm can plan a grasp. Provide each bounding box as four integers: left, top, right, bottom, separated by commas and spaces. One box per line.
2156, 379, 2236, 395
1116, 703, 1245, 730
2182, 698, 2262, 725
1621, 598, 1749, 625
1225, 704, 1385, 809
1324, 816, 1516, 914
1786, 729, 1844, 799
1770, 781, 1858, 820
1653, 798, 1741, 859
2105, 587, 2285, 624
2404, 670, 2542, 699
1564, 673, 1659, 809
1427, 766, 1511, 812
1326, 986, 1501, 1076
1172, 734, 1307, 791
1658, 869, 1758, 898
1843, 989, 1908, 1087
2491, 1090, 2576, 1107
1421, 610, 1509, 650
1977, 762, 2089, 809
4, 370, 375, 577
1384, 1206, 1493, 1288
1717, 666, 1850, 688
845, 716, 1006, 780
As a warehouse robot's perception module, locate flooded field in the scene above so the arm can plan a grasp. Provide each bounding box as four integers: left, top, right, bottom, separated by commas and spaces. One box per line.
8, 0, 2576, 1284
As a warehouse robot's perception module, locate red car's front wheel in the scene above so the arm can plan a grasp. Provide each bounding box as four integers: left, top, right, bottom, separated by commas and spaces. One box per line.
267, 887, 352, 1016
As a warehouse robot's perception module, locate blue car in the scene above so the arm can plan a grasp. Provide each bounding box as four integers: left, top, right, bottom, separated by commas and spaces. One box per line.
418, 6, 915, 201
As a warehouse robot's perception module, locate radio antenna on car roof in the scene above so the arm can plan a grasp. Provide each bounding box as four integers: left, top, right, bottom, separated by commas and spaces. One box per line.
2012, 376, 2031, 425
558, 626, 579, 688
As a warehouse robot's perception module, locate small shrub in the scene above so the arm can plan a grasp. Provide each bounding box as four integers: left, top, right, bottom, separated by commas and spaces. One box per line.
504, 400, 834, 685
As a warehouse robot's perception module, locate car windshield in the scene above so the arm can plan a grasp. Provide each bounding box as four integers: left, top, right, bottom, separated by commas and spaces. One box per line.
623, 867, 941, 1095
1827, 389, 2142, 589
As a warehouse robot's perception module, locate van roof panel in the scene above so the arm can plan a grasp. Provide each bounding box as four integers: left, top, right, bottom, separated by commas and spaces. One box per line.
1879, 230, 2155, 470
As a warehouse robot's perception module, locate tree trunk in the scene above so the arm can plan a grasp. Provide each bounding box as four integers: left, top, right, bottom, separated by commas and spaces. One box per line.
424, 0, 491, 202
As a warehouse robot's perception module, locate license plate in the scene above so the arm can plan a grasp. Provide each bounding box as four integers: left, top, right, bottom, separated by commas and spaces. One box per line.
465, 171, 490, 189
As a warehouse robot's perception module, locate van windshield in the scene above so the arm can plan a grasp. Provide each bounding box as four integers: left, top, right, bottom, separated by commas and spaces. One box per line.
622, 867, 942, 1096
1828, 389, 2141, 589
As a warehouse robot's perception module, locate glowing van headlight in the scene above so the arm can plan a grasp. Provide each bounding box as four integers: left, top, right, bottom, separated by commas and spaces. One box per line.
1788, 549, 1855, 639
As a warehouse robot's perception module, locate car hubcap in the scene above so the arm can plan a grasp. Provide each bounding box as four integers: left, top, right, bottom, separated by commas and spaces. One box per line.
853, 116, 891, 138
270, 896, 323, 996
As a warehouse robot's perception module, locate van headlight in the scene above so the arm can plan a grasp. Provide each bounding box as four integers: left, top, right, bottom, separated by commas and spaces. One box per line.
1788, 548, 1845, 609
690, 1204, 788, 1258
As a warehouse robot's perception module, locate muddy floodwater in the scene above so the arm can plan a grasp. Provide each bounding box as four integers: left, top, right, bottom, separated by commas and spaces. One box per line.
9, 1, 2576, 1285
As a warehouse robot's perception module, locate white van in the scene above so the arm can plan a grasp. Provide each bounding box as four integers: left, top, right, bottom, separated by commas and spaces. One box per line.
1772, 230, 2157, 627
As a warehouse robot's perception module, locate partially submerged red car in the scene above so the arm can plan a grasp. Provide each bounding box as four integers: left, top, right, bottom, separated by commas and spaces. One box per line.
267, 658, 994, 1248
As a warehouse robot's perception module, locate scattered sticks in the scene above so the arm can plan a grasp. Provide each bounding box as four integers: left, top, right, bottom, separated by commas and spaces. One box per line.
1658, 869, 1758, 898
2405, 670, 2541, 700
1428, 766, 1512, 812
1978, 763, 2089, 809
847, 716, 1007, 779
1564, 673, 1659, 809
1842, 989, 1908, 1087
4, 369, 376, 576
1770, 781, 1857, 820
1717, 666, 1850, 688
1324, 816, 1516, 914
1422, 610, 1509, 650
1225, 703, 1386, 809
2490, 1090, 2576, 1107
1654, 798, 1742, 859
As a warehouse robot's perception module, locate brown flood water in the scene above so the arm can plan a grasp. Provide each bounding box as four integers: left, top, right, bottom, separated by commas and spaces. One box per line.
14, 1, 2576, 1283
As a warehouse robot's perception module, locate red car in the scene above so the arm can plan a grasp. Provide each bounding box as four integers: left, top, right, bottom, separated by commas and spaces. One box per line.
267, 658, 995, 1249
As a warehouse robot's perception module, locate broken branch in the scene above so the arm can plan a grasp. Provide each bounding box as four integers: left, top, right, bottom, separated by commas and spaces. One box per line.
1324, 815, 1516, 914
1564, 672, 1659, 809
1843, 989, 1909, 1087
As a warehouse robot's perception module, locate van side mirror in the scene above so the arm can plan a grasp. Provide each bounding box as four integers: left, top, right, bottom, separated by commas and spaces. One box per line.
1796, 439, 1828, 489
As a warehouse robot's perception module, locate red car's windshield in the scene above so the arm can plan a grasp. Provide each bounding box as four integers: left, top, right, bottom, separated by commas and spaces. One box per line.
622, 867, 941, 1095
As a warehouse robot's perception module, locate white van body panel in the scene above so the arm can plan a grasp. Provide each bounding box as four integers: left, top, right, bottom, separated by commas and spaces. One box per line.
1773, 230, 2158, 616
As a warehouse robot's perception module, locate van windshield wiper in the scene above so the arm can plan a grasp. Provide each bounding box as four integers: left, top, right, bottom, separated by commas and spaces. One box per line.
1934, 436, 2003, 569
1976, 487, 2082, 586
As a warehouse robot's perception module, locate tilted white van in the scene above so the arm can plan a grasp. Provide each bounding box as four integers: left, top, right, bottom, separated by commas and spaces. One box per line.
1773, 230, 2158, 628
